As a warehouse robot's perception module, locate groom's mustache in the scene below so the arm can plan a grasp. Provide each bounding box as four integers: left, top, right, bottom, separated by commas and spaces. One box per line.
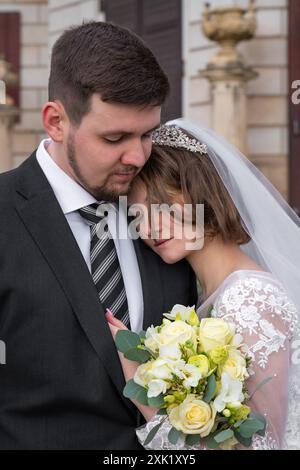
113, 166, 139, 176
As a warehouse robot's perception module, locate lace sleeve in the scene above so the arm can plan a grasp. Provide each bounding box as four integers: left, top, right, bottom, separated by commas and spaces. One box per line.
212, 275, 298, 449
136, 414, 208, 450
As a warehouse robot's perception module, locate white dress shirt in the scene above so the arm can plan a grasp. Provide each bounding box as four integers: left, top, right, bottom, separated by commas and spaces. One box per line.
36, 139, 144, 332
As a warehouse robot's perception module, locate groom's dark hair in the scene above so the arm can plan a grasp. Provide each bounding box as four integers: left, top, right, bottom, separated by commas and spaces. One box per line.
48, 21, 170, 125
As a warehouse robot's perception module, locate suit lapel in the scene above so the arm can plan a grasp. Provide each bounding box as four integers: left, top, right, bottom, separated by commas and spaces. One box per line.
14, 154, 136, 415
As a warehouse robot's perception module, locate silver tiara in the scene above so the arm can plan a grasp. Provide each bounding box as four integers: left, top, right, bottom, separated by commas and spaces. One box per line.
152, 125, 208, 154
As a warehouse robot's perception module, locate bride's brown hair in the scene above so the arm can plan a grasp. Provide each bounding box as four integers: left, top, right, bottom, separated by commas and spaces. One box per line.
136, 143, 250, 245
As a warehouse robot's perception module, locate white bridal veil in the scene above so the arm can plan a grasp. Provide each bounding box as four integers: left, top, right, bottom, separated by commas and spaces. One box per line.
167, 118, 300, 449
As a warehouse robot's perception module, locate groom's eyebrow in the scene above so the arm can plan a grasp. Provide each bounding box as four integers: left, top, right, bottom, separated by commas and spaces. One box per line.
100, 123, 161, 136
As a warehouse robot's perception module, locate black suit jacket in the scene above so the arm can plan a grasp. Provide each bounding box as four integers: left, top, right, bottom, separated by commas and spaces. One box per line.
0, 152, 198, 449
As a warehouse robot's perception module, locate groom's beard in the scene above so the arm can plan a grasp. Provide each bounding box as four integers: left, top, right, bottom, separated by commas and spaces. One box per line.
66, 133, 135, 202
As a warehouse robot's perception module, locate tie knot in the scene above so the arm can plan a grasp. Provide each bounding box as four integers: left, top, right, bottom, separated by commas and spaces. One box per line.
78, 202, 107, 225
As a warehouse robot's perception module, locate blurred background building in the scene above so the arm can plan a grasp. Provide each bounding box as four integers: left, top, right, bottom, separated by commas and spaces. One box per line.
0, 0, 299, 213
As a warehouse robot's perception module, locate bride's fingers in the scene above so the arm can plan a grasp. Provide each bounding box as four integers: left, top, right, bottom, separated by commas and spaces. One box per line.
105, 309, 128, 330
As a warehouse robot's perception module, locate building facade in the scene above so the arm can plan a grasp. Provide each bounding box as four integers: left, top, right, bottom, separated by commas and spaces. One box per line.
0, 0, 298, 211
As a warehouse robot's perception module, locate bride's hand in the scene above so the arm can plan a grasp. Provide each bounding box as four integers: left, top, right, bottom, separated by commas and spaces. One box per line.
105, 309, 128, 338
105, 309, 157, 422
105, 309, 140, 383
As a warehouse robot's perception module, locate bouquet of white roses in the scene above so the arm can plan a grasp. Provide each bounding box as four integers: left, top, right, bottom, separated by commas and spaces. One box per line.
115, 304, 269, 449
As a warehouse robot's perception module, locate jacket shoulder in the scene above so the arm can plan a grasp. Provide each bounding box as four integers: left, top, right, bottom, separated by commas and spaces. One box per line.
0, 152, 37, 200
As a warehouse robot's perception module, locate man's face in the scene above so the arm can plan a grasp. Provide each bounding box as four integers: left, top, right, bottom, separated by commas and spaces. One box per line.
62, 95, 161, 201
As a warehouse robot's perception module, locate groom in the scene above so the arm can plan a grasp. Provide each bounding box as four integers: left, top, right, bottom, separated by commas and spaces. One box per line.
0, 22, 197, 449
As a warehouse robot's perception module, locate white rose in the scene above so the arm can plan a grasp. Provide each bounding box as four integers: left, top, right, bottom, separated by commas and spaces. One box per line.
222, 349, 249, 381
159, 342, 182, 361
199, 318, 235, 353
159, 320, 197, 349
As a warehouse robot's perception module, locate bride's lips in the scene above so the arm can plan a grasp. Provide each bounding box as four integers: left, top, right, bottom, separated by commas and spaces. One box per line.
153, 238, 173, 248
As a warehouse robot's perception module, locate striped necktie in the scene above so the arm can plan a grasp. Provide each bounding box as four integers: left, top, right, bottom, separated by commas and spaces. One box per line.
78, 203, 130, 328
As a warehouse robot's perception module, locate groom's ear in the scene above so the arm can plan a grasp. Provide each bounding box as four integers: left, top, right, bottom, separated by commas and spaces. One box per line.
42, 100, 69, 143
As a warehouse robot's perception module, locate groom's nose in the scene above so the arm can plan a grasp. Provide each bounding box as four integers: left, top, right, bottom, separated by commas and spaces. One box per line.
121, 138, 149, 168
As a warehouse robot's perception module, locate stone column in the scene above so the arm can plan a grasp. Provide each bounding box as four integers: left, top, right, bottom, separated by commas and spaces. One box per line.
0, 105, 19, 172
0, 55, 19, 172
200, 1, 258, 154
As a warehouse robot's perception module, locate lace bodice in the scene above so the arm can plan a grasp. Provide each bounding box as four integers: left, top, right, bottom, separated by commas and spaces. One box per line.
136, 270, 300, 450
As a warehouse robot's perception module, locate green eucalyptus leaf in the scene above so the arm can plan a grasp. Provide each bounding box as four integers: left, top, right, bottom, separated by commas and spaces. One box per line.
249, 412, 266, 436
234, 431, 252, 447
239, 417, 265, 438
115, 330, 141, 354
203, 374, 217, 403
206, 433, 220, 449
248, 376, 273, 400
168, 427, 183, 445
148, 394, 165, 408
214, 428, 234, 443
157, 408, 168, 416
185, 434, 201, 446
124, 348, 151, 363
123, 379, 148, 405
144, 421, 164, 446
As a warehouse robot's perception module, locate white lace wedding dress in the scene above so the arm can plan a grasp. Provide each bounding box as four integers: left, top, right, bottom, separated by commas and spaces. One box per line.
136, 270, 300, 450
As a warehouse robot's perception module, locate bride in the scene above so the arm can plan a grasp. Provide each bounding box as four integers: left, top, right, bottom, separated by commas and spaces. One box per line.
106, 119, 300, 450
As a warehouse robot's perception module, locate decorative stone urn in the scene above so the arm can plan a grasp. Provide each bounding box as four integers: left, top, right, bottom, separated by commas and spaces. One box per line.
202, 0, 256, 70
200, 1, 258, 153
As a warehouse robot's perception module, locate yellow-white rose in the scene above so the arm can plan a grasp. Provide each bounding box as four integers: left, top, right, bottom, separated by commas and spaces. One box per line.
199, 318, 235, 353
221, 349, 249, 381
159, 320, 197, 349
169, 395, 216, 436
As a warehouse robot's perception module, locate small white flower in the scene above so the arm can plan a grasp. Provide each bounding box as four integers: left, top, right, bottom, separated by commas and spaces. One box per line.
163, 304, 196, 322
181, 364, 202, 388
214, 372, 244, 412
147, 379, 168, 398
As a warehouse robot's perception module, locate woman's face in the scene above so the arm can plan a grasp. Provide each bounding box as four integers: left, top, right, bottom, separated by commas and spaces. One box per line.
128, 181, 204, 264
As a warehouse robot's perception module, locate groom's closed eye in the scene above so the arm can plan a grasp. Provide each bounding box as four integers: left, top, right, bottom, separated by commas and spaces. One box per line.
103, 133, 154, 144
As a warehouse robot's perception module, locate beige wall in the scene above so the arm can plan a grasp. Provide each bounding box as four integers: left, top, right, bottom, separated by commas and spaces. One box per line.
183, 0, 289, 197
49, 0, 103, 48
0, 0, 48, 167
